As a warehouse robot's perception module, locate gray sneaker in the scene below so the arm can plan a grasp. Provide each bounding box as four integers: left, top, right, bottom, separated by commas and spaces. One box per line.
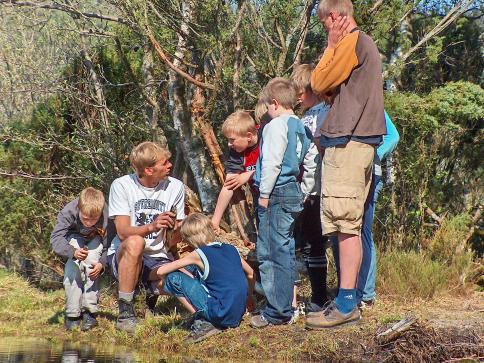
116, 298, 138, 334
64, 315, 81, 331
81, 311, 98, 331
184, 319, 222, 343
250, 314, 270, 328
305, 302, 361, 329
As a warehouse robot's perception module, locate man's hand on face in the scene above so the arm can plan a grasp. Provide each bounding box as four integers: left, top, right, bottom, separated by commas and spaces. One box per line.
327, 15, 351, 49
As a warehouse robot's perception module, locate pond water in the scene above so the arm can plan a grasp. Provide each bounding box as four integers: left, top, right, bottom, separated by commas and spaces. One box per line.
0, 338, 163, 363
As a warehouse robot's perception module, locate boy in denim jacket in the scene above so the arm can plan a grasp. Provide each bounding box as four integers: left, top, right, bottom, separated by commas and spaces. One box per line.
250, 78, 311, 328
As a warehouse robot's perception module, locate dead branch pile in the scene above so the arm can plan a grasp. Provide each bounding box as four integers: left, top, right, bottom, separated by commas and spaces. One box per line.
372, 318, 483, 362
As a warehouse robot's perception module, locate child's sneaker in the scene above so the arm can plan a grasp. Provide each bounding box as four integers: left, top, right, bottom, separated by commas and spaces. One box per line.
249, 314, 270, 328
64, 315, 81, 331
81, 311, 98, 331
184, 319, 222, 343
291, 306, 300, 323
357, 299, 375, 311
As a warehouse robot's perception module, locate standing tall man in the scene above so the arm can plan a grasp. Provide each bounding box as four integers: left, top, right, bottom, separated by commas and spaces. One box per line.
306, 0, 386, 329
107, 141, 185, 333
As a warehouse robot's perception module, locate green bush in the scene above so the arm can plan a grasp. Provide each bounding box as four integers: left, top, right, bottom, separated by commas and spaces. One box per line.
378, 250, 450, 299
377, 213, 475, 299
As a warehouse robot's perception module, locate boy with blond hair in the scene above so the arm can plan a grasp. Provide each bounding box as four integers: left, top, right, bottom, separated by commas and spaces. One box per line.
212, 110, 260, 233
155, 213, 255, 343
290, 64, 331, 312
51, 187, 114, 331
254, 99, 272, 126
250, 77, 312, 328
107, 141, 185, 333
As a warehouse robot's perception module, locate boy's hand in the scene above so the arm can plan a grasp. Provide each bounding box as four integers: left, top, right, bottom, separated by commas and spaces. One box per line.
88, 262, 103, 280
74, 248, 88, 261
224, 172, 252, 190
150, 212, 176, 232
327, 15, 351, 49
212, 220, 222, 235
258, 197, 269, 208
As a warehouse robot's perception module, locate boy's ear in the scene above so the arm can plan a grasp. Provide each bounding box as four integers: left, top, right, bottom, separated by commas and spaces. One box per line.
144, 166, 154, 176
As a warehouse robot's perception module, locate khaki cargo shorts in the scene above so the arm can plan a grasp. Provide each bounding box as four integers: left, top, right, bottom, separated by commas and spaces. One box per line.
321, 140, 375, 236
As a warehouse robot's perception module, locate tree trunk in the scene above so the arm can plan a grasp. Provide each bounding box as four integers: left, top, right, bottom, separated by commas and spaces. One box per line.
80, 49, 109, 132
142, 43, 166, 146
167, 0, 218, 212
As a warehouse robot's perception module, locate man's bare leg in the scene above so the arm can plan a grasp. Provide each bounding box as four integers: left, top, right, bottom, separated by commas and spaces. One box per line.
338, 233, 362, 289
116, 235, 144, 333
117, 235, 144, 293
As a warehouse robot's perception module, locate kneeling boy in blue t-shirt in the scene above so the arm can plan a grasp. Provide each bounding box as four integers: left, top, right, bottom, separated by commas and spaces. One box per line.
154, 213, 255, 343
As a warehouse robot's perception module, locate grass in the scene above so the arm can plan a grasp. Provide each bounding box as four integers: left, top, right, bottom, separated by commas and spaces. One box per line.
377, 213, 477, 300
0, 220, 481, 362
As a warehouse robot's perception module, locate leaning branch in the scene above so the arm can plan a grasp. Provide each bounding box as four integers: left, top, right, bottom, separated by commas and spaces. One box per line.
146, 29, 215, 90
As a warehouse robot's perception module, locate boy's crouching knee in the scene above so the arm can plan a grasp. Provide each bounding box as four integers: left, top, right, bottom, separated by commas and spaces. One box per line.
163, 271, 184, 295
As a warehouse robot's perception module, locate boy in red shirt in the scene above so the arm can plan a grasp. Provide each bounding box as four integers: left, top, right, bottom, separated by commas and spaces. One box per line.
212, 111, 260, 233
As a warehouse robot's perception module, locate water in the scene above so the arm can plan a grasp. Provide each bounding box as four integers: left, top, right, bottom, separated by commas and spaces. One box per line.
0, 338, 160, 363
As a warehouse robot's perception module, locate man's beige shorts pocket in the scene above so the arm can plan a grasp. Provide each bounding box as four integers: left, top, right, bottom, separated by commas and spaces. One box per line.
320, 141, 375, 236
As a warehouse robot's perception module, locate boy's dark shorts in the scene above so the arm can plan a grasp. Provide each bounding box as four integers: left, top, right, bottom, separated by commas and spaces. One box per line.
106, 249, 172, 287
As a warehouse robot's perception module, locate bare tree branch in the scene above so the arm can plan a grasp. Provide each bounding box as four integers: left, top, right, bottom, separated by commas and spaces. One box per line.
0, 0, 131, 26
146, 28, 215, 90
0, 171, 88, 180
399, 0, 474, 64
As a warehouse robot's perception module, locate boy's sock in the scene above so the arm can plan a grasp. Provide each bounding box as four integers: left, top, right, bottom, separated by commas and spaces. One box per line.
119, 291, 135, 303
335, 288, 356, 314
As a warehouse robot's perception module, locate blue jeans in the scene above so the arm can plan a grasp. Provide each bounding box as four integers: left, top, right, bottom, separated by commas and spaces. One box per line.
358, 174, 383, 302
162, 265, 210, 321
257, 182, 303, 324
331, 174, 383, 303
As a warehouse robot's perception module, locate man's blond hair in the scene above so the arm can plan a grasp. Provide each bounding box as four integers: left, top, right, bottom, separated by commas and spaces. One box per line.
221, 111, 257, 136
259, 77, 298, 109
290, 64, 315, 93
318, 0, 354, 18
130, 141, 171, 177
79, 187, 104, 217
180, 213, 216, 248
